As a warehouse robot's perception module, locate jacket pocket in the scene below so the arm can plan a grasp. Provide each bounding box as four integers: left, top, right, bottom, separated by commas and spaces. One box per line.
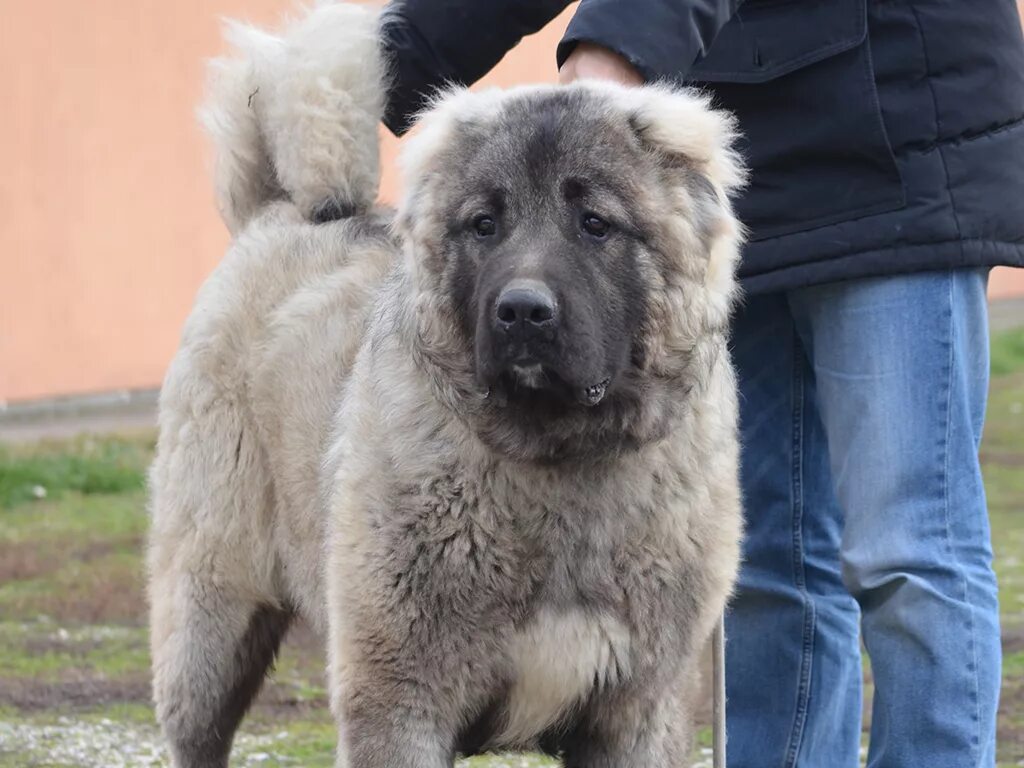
688, 0, 905, 241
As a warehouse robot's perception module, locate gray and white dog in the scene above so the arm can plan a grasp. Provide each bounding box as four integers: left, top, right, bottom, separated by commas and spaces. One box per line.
148, 4, 746, 767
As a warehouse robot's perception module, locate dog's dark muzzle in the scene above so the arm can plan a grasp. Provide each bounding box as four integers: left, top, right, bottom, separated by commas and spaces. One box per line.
493, 279, 558, 350
476, 278, 612, 408
485, 278, 562, 375
477, 278, 562, 393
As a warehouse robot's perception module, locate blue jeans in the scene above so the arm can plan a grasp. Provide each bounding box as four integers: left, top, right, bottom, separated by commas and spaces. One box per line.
725, 269, 1000, 768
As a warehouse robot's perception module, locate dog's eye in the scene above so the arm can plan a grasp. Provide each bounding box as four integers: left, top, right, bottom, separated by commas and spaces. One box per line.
472, 215, 497, 239
581, 213, 610, 239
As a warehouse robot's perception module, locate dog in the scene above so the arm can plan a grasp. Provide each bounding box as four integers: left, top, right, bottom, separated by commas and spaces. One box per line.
147, 4, 746, 766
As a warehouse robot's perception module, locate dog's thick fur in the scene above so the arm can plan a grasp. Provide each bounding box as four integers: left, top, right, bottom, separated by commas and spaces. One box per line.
148, 4, 745, 766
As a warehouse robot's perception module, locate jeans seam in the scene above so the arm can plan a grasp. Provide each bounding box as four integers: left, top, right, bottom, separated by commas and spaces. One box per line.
939, 271, 983, 762
784, 331, 815, 768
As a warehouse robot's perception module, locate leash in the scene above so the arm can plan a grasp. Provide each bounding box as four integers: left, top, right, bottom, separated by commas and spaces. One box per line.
711, 614, 726, 768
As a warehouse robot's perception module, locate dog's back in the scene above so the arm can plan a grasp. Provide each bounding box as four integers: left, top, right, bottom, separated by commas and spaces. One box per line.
152, 206, 393, 616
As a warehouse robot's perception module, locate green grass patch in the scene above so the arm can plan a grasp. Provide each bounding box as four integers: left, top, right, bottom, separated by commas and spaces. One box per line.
0, 433, 153, 509
991, 326, 1024, 377
983, 377, 1024, 460
0, 437, 152, 625
239, 720, 337, 767
0, 621, 149, 680
0, 489, 148, 549
986, 328, 1024, 765
1004, 651, 1024, 677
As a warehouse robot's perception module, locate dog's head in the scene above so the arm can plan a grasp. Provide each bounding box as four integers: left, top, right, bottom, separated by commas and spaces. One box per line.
398, 82, 745, 462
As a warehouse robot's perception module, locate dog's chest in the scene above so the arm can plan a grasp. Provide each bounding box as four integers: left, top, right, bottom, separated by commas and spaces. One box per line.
490, 608, 631, 747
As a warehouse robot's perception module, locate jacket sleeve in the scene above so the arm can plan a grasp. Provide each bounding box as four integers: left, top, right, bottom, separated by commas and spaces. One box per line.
381, 0, 574, 135
556, 0, 742, 82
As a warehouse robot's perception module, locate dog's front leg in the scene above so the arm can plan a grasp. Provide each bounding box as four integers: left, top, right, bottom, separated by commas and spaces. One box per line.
335, 694, 451, 768
561, 675, 697, 768
328, 588, 469, 767
329, 607, 502, 768
326, 482, 512, 768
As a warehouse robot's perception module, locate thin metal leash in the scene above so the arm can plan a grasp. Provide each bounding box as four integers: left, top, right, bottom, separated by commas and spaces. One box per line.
711, 614, 726, 768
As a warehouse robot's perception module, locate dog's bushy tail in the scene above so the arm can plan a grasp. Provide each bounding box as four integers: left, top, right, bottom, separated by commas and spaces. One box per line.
199, 2, 385, 235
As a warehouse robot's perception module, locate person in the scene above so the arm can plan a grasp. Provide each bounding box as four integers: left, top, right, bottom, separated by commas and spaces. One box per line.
377, 1, 1024, 766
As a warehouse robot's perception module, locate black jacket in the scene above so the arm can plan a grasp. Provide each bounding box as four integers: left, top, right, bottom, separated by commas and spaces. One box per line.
382, 0, 1024, 293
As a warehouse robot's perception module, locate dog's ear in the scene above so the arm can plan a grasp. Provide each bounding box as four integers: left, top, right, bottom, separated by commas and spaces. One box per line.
621, 84, 746, 198
618, 84, 747, 333
199, 3, 385, 234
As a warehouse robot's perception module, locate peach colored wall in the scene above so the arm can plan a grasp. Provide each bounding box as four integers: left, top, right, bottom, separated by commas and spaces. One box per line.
0, 3, 1020, 404
1, 1, 298, 403
0, 2, 574, 403
990, 267, 1024, 300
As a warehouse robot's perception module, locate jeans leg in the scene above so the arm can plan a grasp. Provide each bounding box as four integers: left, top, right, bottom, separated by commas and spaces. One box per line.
726, 293, 862, 768
789, 269, 999, 768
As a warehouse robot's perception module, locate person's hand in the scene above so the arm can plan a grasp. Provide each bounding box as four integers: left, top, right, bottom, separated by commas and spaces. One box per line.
558, 42, 643, 86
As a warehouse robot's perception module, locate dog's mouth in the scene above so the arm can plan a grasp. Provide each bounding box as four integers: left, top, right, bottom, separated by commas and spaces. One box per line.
484, 364, 611, 409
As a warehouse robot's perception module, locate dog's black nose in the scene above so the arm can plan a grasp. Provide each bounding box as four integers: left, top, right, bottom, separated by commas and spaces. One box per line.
495, 281, 557, 335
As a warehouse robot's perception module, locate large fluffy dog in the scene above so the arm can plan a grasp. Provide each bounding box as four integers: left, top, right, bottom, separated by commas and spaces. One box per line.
148, 4, 745, 766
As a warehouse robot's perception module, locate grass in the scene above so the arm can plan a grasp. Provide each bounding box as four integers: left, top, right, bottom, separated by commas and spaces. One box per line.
0, 433, 151, 509
0, 327, 1022, 766
991, 325, 1024, 377
0, 622, 149, 680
